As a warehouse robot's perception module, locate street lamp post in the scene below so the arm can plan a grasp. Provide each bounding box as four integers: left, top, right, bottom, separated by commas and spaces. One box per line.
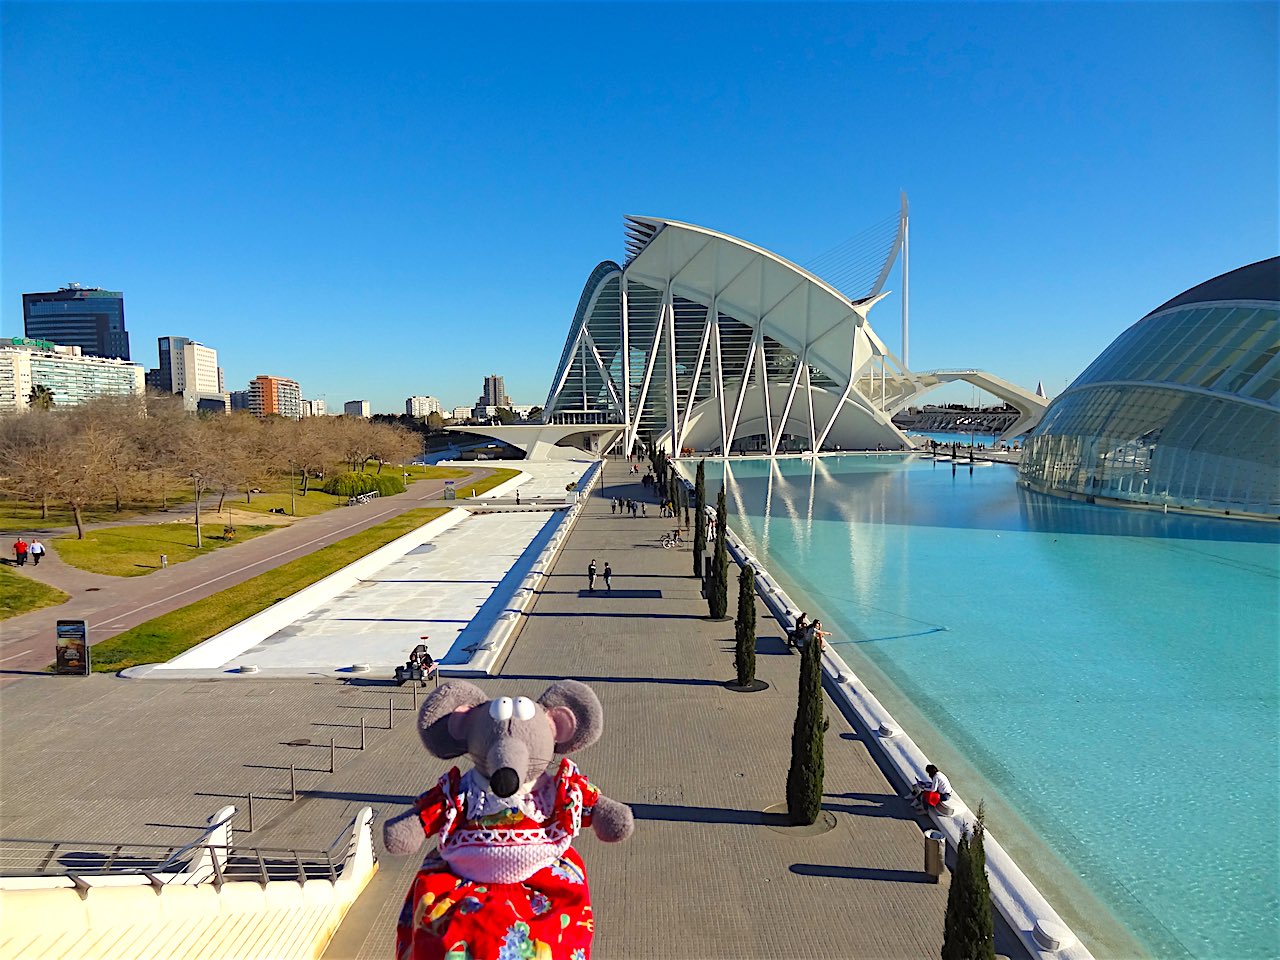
192, 473, 203, 548
290, 461, 297, 516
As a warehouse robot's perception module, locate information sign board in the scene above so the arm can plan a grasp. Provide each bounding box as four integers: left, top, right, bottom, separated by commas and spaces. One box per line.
55, 620, 90, 676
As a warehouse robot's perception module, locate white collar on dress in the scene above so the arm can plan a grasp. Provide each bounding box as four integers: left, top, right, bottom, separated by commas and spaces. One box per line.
460, 768, 553, 820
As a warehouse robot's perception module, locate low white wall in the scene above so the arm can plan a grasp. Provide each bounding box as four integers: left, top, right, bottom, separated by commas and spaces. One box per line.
157, 509, 470, 670
0, 808, 377, 960
717, 525, 1094, 960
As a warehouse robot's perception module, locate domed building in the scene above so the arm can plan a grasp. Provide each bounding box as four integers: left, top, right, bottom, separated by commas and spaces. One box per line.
1019, 257, 1280, 518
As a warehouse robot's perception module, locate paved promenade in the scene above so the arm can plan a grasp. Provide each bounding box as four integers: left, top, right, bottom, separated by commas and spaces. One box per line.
0, 470, 489, 680
0, 460, 1025, 959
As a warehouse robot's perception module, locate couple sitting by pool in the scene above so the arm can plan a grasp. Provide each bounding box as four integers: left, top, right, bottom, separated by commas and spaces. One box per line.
788, 612, 830, 651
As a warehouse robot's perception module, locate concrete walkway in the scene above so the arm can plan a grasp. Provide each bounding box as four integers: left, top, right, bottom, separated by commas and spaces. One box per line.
0, 469, 491, 680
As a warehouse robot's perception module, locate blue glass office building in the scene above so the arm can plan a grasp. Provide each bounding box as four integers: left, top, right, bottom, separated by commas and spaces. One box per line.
22, 284, 130, 360
1019, 258, 1280, 517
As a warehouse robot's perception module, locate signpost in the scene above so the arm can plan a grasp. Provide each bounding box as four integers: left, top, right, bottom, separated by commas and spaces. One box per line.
54, 620, 90, 676
443, 480, 456, 501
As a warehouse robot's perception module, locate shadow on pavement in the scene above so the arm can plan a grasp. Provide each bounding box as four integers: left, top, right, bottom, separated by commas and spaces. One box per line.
629, 802, 792, 827
789, 863, 933, 884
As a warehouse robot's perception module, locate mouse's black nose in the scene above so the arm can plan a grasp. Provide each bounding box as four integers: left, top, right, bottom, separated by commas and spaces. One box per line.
490, 767, 520, 798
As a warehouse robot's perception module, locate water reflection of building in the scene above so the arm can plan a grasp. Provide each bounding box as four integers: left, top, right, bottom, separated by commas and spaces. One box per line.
1019, 258, 1279, 519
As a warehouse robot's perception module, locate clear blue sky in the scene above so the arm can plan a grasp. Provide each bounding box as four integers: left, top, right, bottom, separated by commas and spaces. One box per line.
3, 2, 1276, 413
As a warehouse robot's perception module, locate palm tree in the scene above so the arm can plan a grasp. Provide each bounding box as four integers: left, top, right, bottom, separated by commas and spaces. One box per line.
28, 384, 55, 410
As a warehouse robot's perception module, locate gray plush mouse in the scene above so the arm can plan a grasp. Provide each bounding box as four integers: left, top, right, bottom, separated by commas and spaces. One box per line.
384, 679, 633, 960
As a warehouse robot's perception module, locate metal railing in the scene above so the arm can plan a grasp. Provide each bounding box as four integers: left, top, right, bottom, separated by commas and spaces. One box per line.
0, 809, 370, 895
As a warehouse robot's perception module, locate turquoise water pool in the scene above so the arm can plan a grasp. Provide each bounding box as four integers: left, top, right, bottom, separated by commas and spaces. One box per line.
703, 455, 1279, 960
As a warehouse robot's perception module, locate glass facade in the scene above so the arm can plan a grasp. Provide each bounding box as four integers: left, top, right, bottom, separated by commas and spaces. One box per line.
22, 287, 130, 360
1021, 259, 1279, 517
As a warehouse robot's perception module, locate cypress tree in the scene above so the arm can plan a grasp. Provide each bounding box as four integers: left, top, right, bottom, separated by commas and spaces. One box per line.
693, 459, 706, 578
941, 803, 996, 960
708, 485, 729, 618
785, 629, 826, 824
734, 563, 757, 685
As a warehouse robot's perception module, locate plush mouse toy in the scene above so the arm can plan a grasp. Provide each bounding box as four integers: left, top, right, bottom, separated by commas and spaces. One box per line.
384, 679, 634, 960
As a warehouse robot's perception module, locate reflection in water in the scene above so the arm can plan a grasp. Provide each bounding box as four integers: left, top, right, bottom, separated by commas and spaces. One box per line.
697, 454, 1279, 960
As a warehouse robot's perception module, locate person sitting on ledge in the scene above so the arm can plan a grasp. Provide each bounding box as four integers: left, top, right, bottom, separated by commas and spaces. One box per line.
909, 764, 953, 813
788, 612, 810, 648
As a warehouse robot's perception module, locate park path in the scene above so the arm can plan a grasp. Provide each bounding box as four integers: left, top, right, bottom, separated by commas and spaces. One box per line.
0, 469, 491, 680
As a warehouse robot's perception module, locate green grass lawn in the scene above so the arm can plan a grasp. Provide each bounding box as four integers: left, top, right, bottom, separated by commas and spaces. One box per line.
0, 566, 70, 620
89, 506, 452, 672
230, 464, 475, 518
54, 523, 274, 577
453, 467, 522, 498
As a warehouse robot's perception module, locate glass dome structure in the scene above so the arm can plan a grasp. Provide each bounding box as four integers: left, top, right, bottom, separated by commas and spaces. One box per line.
1019, 257, 1280, 517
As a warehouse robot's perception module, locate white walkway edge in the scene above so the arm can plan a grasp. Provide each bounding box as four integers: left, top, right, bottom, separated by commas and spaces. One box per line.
459, 461, 604, 675
716, 520, 1095, 960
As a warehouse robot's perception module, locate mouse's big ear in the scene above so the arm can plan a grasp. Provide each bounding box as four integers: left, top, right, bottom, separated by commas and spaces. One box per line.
538, 679, 603, 753
419, 680, 488, 758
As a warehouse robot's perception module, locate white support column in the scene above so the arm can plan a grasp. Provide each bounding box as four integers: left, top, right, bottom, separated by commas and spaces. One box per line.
621, 278, 631, 442
814, 343, 860, 452
805, 360, 816, 450
677, 304, 713, 453
727, 329, 758, 454
901, 192, 910, 370
712, 304, 727, 455
664, 282, 678, 450
756, 323, 774, 456
771, 346, 806, 455
625, 298, 668, 456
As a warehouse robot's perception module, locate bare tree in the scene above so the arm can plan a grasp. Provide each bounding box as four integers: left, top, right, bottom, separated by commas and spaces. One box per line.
46, 408, 126, 539
0, 410, 68, 520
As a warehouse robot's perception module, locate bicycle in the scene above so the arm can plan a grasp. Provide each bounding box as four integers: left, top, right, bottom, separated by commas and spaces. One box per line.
659, 533, 676, 549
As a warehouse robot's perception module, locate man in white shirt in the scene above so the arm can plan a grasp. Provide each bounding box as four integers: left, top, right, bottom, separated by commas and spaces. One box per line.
909, 764, 953, 812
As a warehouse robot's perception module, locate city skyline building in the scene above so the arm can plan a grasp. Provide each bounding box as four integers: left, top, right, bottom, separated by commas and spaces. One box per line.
248, 374, 302, 419
22, 284, 130, 360
147, 336, 228, 411
480, 374, 509, 407
0, 337, 145, 413
406, 395, 443, 417
300, 398, 327, 417
229, 389, 250, 411
343, 399, 370, 418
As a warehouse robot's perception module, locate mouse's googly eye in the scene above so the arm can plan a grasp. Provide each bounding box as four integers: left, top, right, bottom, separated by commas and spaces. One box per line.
489, 697, 514, 721
513, 697, 536, 721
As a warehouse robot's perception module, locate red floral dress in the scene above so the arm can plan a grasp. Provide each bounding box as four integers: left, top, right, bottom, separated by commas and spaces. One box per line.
395, 758, 602, 960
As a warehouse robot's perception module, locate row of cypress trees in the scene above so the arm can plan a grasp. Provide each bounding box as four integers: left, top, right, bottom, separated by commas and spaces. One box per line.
689, 456, 995, 957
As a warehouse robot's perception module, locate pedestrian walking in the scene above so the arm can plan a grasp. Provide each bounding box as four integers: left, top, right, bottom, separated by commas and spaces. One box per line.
611, 499, 617, 515
13, 538, 28, 566
28, 539, 45, 566
603, 562, 612, 592
640, 502, 646, 517
587, 559, 598, 592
